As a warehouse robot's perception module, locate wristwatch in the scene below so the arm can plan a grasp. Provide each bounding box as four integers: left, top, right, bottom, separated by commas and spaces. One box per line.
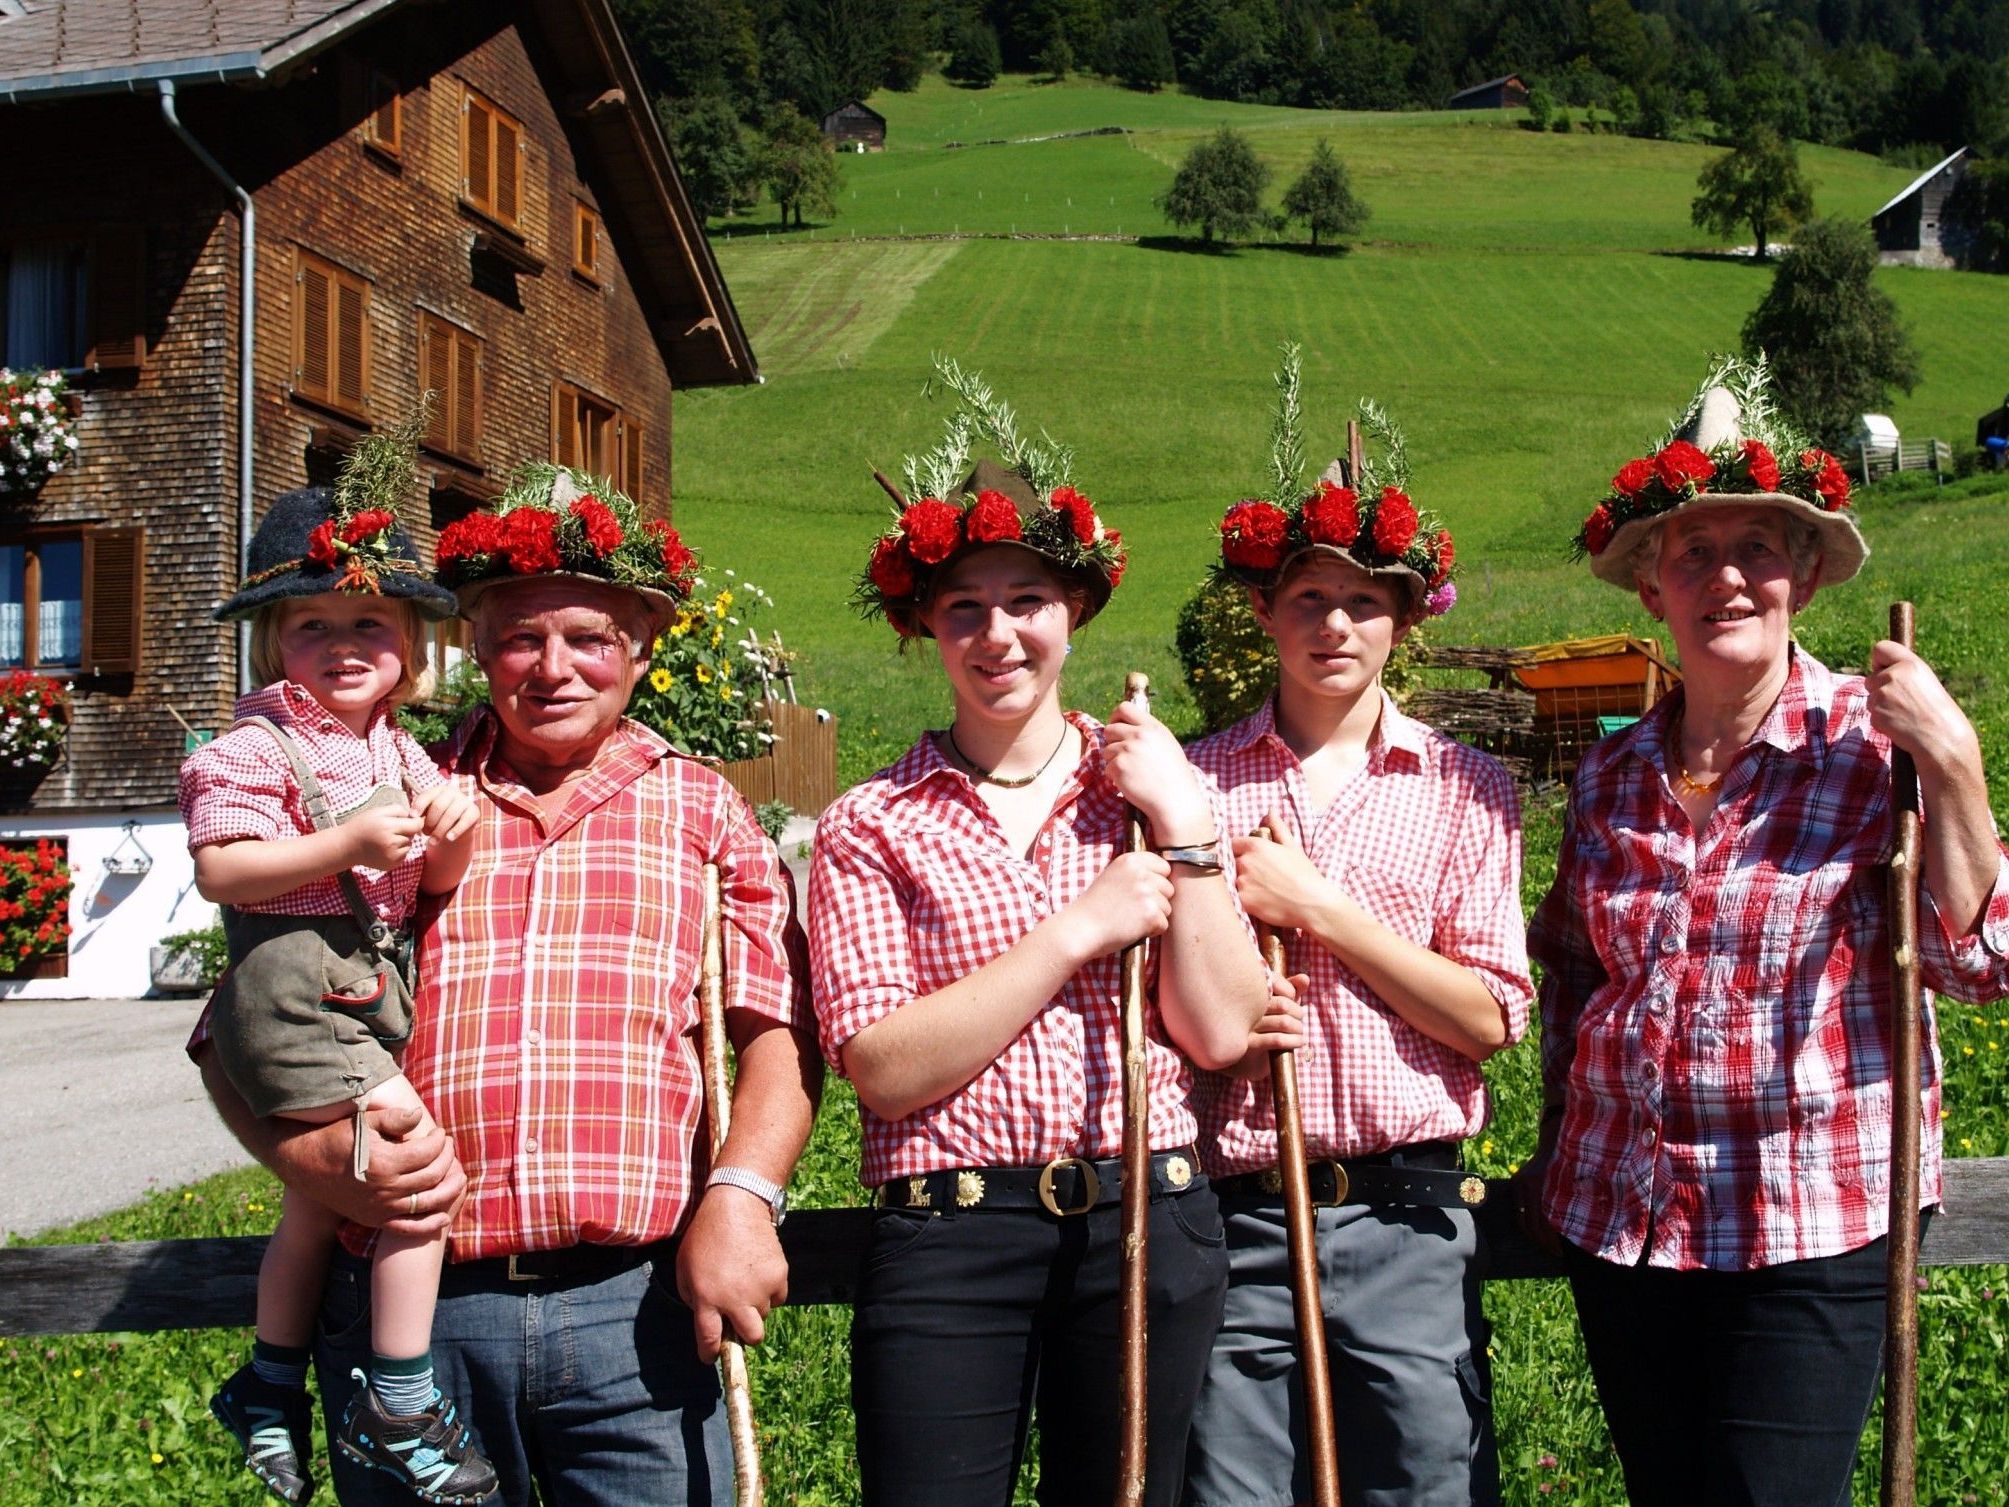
1157, 839, 1225, 874
707, 1165, 789, 1226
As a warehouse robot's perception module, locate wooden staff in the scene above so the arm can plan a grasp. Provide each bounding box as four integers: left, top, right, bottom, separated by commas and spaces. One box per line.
701, 863, 765, 1507
1116, 670, 1152, 1507
1880, 603, 1923, 1507
1251, 821, 1342, 1507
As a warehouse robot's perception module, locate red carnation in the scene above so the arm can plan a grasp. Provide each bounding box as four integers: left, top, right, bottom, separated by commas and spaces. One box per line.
1429, 527, 1455, 587
1104, 531, 1127, 590
569, 495, 624, 555
900, 498, 963, 565
644, 518, 695, 581
868, 535, 916, 598
1302, 482, 1360, 547
1582, 503, 1616, 556
1611, 458, 1654, 499
1802, 449, 1851, 511
1220, 501, 1290, 571
1652, 440, 1715, 493
501, 507, 562, 575
306, 519, 339, 567
964, 489, 1023, 544
342, 508, 396, 546
1741, 440, 1780, 492
1049, 484, 1100, 545
1372, 487, 1418, 556
436, 511, 501, 566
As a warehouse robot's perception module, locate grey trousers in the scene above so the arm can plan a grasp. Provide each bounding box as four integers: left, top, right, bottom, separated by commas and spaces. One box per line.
1182, 1197, 1499, 1507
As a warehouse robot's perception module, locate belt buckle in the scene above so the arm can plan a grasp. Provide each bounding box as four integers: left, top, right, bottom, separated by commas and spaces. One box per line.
1306, 1160, 1350, 1207
1036, 1156, 1101, 1217
504, 1253, 538, 1283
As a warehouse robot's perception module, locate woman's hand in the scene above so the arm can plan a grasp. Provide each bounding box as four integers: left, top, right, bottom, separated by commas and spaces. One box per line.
1101, 698, 1214, 846
1228, 970, 1309, 1080
1055, 849, 1175, 963
1231, 814, 1337, 934
1868, 639, 1983, 785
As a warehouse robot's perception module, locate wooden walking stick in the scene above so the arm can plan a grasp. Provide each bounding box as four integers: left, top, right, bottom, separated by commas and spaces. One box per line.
1116, 671, 1153, 1507
1880, 603, 1923, 1507
701, 863, 766, 1507
1251, 821, 1342, 1507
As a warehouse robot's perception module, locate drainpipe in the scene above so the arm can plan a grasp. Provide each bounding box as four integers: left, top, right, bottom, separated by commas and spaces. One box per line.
158, 79, 255, 692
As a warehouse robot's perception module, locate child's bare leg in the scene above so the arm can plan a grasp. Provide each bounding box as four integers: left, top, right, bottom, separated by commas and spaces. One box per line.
360, 1073, 447, 1363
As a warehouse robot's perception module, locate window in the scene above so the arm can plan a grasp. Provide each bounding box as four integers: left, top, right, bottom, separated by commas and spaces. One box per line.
292, 249, 371, 418
418, 313, 483, 463
0, 231, 145, 372
0, 528, 143, 676
362, 71, 402, 159
572, 203, 601, 282
551, 382, 646, 501
461, 86, 523, 231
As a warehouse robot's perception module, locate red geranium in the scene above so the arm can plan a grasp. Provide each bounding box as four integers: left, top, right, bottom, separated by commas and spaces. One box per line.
569, 495, 624, 555
964, 489, 1023, 544
899, 499, 962, 564
306, 520, 339, 567
1611, 458, 1654, 499
437, 511, 502, 566
1220, 501, 1291, 571
341, 508, 397, 546
1802, 449, 1851, 511
1302, 481, 1360, 547
1429, 528, 1455, 587
1652, 440, 1715, 493
1372, 487, 1418, 556
1582, 503, 1616, 556
869, 535, 916, 598
501, 507, 562, 574
1741, 440, 1780, 492
1049, 485, 1099, 545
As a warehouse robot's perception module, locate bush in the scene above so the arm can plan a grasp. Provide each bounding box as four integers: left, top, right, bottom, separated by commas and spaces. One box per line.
626, 570, 790, 761
754, 800, 794, 842
396, 659, 490, 748
159, 924, 228, 985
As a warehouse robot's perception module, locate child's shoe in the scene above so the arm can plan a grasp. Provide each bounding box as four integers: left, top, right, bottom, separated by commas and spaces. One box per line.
210, 1361, 316, 1505
333, 1370, 498, 1505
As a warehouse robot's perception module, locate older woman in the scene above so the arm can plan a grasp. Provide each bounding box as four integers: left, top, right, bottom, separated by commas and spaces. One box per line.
1517, 362, 2009, 1507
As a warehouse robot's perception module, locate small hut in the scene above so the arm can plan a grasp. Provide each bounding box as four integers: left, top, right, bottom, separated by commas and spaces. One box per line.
821, 100, 887, 152
1446, 74, 1529, 110
1872, 147, 1968, 268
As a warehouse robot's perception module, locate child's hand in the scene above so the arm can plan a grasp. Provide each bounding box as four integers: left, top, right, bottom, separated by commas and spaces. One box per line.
344, 803, 424, 870
412, 783, 479, 844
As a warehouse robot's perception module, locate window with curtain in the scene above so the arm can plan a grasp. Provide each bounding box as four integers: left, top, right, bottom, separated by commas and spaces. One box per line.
0, 538, 84, 671
0, 243, 89, 370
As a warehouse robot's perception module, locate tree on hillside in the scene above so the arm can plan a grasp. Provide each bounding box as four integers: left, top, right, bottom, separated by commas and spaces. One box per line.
1281, 139, 1369, 249
1157, 127, 1271, 246
662, 94, 757, 222
1106, 13, 1175, 93
1741, 217, 1920, 446
1945, 157, 2009, 272
1691, 126, 1814, 261
1036, 31, 1075, 80
945, 18, 1002, 87
763, 104, 841, 228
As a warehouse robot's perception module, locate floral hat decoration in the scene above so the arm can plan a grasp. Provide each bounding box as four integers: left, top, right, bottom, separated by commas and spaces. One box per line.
216, 400, 457, 622
1215, 344, 1457, 617
857, 356, 1128, 638
435, 462, 698, 625
1575, 353, 1865, 587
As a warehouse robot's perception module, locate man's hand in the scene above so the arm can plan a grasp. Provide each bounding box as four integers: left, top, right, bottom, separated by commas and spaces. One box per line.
676, 1185, 789, 1363
268, 1102, 465, 1235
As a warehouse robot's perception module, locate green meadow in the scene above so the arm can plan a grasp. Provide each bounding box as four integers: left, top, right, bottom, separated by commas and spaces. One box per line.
8, 73, 2009, 1507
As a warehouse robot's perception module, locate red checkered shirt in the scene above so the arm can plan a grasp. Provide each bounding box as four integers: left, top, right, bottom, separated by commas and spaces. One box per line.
1185, 694, 1532, 1175
1530, 650, 2009, 1271
364, 709, 806, 1260
810, 713, 1223, 1188
178, 681, 441, 922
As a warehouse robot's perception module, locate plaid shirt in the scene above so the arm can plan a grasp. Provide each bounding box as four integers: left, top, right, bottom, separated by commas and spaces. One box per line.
1531, 650, 2009, 1271
178, 681, 440, 922
810, 713, 1220, 1187
1186, 694, 1532, 1175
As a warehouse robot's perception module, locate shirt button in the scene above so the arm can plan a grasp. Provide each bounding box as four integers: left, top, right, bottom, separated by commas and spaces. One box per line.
1642, 1128, 1658, 1146
525, 1028, 542, 1046
1659, 932, 1679, 955
1643, 1061, 1658, 1078
524, 1137, 539, 1154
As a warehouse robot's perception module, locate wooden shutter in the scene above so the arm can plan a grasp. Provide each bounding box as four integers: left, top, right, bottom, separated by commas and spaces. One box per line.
420, 316, 452, 449
294, 251, 369, 417
453, 330, 481, 458
367, 76, 402, 156
81, 526, 144, 677
552, 385, 577, 467
295, 254, 332, 403
465, 91, 492, 210
86, 230, 146, 371
420, 315, 483, 462
622, 414, 644, 502
334, 277, 368, 414
493, 113, 521, 227
573, 205, 599, 280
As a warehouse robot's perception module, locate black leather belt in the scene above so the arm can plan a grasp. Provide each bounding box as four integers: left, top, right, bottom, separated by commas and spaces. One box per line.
1215, 1143, 1486, 1210
448, 1239, 675, 1287
876, 1147, 1206, 1217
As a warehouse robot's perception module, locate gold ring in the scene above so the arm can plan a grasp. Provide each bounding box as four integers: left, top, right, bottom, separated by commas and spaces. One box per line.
408, 1192, 419, 1217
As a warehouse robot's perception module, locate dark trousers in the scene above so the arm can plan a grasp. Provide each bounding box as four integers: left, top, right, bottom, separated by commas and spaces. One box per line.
852, 1184, 1230, 1507
1566, 1231, 1908, 1507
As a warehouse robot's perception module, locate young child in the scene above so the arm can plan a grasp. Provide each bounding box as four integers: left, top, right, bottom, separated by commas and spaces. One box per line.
182, 450, 497, 1507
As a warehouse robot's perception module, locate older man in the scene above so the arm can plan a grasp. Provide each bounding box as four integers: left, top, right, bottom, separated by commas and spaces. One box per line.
197, 478, 820, 1506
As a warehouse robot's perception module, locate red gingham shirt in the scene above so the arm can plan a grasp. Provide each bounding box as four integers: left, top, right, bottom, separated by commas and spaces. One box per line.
178, 681, 440, 922
809, 713, 1222, 1188
1530, 650, 2009, 1271
1186, 695, 1532, 1175
367, 709, 806, 1260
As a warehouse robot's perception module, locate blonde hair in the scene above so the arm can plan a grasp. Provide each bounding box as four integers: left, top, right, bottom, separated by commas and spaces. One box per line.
249, 597, 437, 707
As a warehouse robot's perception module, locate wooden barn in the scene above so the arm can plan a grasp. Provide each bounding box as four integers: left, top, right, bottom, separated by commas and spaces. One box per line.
1873, 147, 1969, 268
0, 0, 755, 996
1446, 74, 1529, 110
821, 100, 887, 152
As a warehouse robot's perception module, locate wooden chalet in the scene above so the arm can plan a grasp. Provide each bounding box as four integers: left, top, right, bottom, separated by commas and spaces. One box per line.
821, 100, 887, 152
1446, 74, 1529, 111
1872, 147, 1969, 268
0, 0, 756, 996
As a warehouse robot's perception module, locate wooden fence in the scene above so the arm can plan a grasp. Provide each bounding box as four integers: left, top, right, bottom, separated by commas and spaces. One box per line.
1847, 439, 1954, 484
717, 700, 839, 817
4, 1159, 2005, 1339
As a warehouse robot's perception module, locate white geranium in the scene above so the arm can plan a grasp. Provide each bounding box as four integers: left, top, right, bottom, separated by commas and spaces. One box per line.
0, 369, 78, 495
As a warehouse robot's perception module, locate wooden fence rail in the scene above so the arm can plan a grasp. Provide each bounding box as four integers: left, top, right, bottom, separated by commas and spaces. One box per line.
5, 1160, 2006, 1339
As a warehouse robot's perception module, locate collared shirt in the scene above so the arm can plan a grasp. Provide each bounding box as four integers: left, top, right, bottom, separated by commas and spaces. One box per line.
1530, 649, 2009, 1271
809, 712, 1218, 1187
177, 681, 440, 921
1185, 693, 1532, 1175
369, 709, 808, 1261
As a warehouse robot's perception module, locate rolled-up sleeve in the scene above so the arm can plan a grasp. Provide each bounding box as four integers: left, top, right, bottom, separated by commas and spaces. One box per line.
178, 735, 289, 847
1436, 758, 1534, 1045
1920, 843, 2009, 1004
807, 809, 917, 1072
713, 786, 809, 1027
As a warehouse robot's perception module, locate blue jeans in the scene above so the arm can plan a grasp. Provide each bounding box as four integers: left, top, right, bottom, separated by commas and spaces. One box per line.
315, 1247, 732, 1506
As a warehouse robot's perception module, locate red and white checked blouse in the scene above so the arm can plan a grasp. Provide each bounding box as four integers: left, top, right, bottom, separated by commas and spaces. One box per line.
178, 681, 440, 922
1186, 694, 1532, 1175
370, 710, 806, 1260
810, 713, 1217, 1187
1530, 650, 2009, 1271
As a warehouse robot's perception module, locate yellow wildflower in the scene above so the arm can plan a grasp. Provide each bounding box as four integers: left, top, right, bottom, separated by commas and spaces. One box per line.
710, 627, 724, 647
721, 685, 736, 701
695, 664, 713, 684
649, 668, 673, 693
151, 1454, 164, 1466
